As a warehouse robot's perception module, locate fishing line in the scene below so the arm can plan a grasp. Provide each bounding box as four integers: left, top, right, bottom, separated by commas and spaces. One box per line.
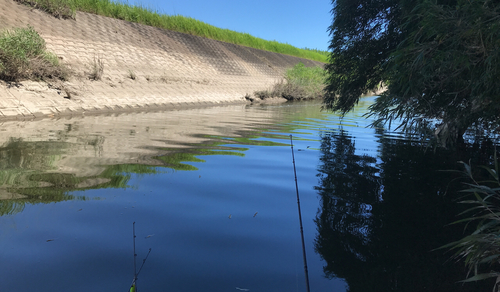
290, 135, 311, 292
136, 248, 152, 278
295, 245, 300, 292
130, 222, 152, 292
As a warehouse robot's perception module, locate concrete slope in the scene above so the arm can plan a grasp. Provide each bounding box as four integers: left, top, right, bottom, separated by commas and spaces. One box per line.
0, 0, 324, 120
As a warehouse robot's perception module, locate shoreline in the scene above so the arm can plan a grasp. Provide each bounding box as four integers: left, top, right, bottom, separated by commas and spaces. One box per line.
0, 0, 323, 121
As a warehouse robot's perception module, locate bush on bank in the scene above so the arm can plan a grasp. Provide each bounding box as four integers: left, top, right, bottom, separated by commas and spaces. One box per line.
0, 26, 67, 81
15, 0, 328, 63
254, 62, 326, 101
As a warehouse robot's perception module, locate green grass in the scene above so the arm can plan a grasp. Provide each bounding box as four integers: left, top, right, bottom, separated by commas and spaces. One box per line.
16, 0, 328, 63
15, 0, 75, 19
442, 157, 500, 287
0, 26, 68, 81
254, 62, 326, 101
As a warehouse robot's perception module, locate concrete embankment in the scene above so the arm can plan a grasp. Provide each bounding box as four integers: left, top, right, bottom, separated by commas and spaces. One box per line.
0, 0, 324, 120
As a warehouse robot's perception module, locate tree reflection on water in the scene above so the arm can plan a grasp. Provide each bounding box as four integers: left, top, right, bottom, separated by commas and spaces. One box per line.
314, 129, 492, 291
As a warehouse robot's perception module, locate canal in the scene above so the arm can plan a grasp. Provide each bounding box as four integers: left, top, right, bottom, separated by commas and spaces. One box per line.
0, 98, 493, 291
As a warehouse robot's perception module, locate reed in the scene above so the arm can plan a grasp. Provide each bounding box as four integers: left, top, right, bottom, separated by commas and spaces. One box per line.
443, 154, 500, 287
16, 0, 328, 62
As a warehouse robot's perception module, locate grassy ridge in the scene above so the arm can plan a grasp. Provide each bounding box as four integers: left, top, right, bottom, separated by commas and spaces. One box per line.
17, 0, 328, 63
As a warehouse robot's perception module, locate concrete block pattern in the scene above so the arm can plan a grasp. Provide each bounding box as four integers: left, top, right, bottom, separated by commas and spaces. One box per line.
0, 0, 324, 120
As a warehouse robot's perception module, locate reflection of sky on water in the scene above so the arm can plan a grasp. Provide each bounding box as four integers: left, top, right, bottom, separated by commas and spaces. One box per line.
2, 97, 490, 292
0, 100, 352, 292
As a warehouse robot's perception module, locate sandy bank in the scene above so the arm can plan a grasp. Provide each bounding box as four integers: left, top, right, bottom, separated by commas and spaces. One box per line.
0, 0, 324, 120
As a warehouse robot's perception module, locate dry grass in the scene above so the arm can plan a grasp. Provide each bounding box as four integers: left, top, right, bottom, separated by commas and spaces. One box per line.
28, 54, 69, 80
254, 80, 308, 101
87, 55, 104, 80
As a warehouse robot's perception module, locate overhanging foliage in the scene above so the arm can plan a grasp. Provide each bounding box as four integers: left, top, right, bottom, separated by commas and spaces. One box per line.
324, 0, 500, 145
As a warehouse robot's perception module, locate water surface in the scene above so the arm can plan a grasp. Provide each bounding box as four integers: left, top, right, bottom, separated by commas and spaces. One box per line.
0, 98, 492, 291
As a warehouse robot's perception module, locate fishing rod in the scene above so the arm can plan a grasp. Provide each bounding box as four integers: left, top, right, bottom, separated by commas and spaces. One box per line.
132, 222, 137, 291
130, 222, 151, 292
290, 135, 311, 292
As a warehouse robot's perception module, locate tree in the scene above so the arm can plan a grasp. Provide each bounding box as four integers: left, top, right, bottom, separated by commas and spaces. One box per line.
324, 0, 500, 145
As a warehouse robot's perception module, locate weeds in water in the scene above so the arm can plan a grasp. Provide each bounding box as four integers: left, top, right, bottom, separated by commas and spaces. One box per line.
16, 0, 327, 62
16, 0, 75, 19
254, 62, 326, 101
443, 153, 500, 288
87, 55, 103, 80
0, 26, 68, 81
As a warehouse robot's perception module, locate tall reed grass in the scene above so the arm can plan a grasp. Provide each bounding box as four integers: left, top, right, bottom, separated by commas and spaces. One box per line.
443, 155, 500, 288
17, 0, 328, 62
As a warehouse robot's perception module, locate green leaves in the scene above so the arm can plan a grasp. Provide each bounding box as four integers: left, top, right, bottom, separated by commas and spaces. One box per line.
0, 26, 45, 80
0, 26, 67, 81
45, 0, 328, 62
324, 0, 500, 145
445, 155, 500, 286
16, 0, 75, 19
284, 62, 327, 99
254, 62, 326, 101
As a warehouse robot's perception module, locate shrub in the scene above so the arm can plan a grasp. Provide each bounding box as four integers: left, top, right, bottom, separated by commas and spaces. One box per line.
0, 26, 68, 81
284, 62, 326, 98
254, 62, 326, 101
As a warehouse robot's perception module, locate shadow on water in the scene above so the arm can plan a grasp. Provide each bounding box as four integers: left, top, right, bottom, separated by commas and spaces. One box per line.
314, 127, 495, 291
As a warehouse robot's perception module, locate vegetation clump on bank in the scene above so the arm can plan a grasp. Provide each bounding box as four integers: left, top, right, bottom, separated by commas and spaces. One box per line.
15, 0, 328, 63
0, 26, 67, 81
253, 62, 326, 102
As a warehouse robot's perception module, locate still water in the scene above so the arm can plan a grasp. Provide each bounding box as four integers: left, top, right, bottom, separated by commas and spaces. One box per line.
0, 98, 493, 292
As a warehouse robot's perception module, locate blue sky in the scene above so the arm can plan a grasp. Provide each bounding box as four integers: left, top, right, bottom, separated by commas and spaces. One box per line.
135, 0, 332, 51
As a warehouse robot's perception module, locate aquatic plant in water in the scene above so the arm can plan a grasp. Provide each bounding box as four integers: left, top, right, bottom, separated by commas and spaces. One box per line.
444, 153, 500, 288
